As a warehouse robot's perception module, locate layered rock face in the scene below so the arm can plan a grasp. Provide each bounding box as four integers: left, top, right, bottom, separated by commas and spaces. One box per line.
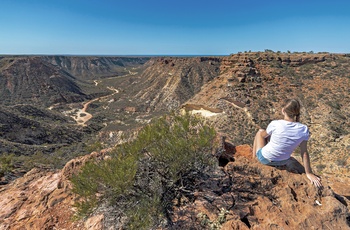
132, 57, 221, 111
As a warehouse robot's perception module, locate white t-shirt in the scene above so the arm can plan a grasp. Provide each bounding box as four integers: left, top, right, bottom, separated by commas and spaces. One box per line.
262, 120, 309, 161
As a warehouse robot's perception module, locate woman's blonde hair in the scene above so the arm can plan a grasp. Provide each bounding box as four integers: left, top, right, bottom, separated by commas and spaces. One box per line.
283, 99, 301, 122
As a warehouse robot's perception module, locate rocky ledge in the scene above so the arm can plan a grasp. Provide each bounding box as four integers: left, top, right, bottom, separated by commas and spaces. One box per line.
0, 143, 349, 229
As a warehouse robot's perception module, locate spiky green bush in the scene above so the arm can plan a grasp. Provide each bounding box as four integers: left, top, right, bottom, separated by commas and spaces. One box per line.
71, 113, 217, 228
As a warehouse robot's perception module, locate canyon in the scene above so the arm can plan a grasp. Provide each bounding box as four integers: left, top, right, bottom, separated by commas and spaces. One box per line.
0, 52, 349, 229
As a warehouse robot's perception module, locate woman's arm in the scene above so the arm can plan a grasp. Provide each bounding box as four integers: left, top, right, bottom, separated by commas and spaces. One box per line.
258, 129, 269, 138
300, 141, 322, 188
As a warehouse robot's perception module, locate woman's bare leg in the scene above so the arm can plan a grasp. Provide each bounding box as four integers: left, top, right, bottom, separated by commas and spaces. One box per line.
252, 129, 267, 159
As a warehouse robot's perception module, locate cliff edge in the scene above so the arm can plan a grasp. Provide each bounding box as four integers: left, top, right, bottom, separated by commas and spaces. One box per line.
0, 143, 349, 229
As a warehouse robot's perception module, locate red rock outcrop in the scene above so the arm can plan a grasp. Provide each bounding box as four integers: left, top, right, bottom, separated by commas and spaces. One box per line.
186, 52, 350, 178
0, 150, 110, 230
0, 167, 78, 229
171, 144, 350, 229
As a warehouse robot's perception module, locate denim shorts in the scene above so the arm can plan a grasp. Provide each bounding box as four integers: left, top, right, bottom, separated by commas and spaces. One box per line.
256, 148, 289, 166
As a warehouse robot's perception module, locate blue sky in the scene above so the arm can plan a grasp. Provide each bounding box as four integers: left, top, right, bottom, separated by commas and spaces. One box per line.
1, 0, 349, 55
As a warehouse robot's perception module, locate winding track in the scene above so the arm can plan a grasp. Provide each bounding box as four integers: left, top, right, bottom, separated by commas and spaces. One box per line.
70, 86, 119, 126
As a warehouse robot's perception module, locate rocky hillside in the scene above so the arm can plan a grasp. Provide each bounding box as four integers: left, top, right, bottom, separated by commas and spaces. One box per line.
0, 56, 150, 106
71, 56, 223, 146
131, 57, 221, 111
43, 56, 150, 80
0, 57, 89, 106
0, 56, 149, 162
0, 105, 85, 155
186, 52, 350, 177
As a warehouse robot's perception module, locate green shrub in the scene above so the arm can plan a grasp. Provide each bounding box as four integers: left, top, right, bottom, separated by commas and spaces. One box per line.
135, 113, 216, 182
71, 112, 217, 228
125, 195, 161, 230
0, 153, 16, 177
71, 154, 138, 218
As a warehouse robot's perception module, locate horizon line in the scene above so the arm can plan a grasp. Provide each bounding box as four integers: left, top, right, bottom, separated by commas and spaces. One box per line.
0, 54, 229, 57
1, 51, 349, 57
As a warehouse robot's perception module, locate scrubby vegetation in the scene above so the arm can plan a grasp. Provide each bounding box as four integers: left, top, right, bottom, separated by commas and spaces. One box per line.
71, 113, 217, 228
0, 141, 101, 180
0, 153, 15, 178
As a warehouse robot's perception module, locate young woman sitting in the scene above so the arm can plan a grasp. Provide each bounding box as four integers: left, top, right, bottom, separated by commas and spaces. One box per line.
252, 99, 322, 188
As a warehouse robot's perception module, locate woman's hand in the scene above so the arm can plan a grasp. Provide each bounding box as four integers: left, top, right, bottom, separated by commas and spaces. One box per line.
306, 173, 322, 188
300, 141, 322, 188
